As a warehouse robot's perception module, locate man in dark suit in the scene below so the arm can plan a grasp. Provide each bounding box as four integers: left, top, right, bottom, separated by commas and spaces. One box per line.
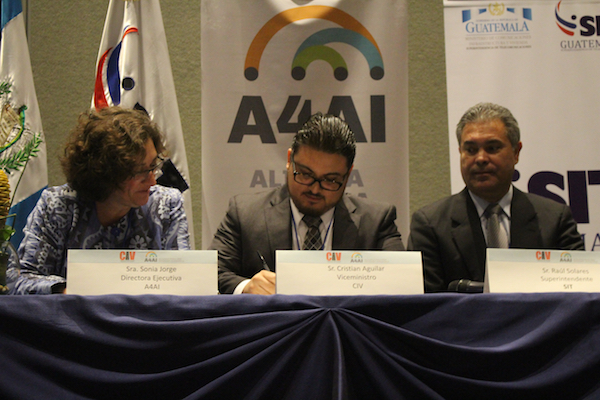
408, 103, 584, 292
210, 113, 404, 294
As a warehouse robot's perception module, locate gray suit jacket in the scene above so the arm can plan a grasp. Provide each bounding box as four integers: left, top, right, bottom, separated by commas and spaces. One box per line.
407, 187, 584, 292
210, 185, 404, 294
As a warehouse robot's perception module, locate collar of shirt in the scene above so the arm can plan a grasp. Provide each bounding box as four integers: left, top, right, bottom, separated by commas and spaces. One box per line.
469, 185, 513, 220
290, 199, 335, 250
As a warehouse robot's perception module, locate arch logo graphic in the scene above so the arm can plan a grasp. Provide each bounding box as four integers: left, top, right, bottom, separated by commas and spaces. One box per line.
560, 252, 573, 262
94, 25, 138, 108
350, 252, 364, 263
244, 6, 384, 82
145, 251, 158, 262
555, 1, 576, 36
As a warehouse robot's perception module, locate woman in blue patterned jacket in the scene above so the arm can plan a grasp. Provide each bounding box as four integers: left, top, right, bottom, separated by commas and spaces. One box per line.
9, 107, 189, 294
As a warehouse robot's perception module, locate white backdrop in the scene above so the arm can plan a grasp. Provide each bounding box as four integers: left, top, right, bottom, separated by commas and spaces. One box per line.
201, 0, 409, 247
444, 0, 600, 250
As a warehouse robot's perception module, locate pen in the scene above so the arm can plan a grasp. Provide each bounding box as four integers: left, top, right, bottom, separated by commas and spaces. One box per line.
256, 250, 271, 272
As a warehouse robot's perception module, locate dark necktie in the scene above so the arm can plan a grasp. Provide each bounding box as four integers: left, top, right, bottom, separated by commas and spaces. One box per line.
486, 203, 508, 248
302, 215, 323, 250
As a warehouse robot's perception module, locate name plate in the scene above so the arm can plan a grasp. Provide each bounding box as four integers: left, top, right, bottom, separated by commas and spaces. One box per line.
67, 250, 217, 295
276, 250, 423, 295
485, 248, 595, 293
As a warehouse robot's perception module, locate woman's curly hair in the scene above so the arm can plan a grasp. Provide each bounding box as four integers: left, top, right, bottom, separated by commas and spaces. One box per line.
61, 107, 165, 202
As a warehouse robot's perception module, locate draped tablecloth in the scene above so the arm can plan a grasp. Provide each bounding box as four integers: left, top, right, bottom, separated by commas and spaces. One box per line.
0, 293, 599, 399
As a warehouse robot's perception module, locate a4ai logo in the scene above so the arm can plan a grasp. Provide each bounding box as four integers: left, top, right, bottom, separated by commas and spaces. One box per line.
555, 0, 600, 36
560, 252, 573, 262
350, 253, 364, 263
244, 5, 384, 82
230, 5, 388, 146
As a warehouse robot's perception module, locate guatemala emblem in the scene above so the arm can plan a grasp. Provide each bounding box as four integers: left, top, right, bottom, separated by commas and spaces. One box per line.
0, 81, 42, 176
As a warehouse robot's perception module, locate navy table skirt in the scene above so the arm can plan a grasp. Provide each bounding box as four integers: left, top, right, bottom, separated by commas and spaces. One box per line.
0, 293, 599, 399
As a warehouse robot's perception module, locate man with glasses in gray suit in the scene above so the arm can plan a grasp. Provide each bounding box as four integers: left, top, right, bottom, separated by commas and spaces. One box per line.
210, 112, 404, 295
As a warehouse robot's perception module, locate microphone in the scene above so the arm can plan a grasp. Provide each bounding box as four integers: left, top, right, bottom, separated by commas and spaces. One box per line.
447, 279, 484, 293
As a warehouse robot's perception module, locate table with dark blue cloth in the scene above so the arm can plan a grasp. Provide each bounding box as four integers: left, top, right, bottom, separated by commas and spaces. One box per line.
0, 293, 599, 400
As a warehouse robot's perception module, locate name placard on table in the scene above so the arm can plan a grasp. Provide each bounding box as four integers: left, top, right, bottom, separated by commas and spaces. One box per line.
67, 250, 217, 295
276, 250, 423, 295
485, 248, 595, 293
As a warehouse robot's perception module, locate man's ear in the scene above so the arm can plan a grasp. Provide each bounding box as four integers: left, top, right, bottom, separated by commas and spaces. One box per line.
514, 141, 523, 164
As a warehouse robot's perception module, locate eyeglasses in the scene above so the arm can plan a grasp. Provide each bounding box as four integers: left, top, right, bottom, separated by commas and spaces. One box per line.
133, 155, 165, 181
291, 159, 347, 191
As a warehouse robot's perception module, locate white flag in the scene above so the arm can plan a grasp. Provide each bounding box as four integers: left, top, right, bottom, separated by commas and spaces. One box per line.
93, 0, 195, 246
0, 0, 48, 247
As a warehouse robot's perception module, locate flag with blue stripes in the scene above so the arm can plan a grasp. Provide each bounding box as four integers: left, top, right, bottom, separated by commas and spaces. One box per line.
0, 0, 48, 247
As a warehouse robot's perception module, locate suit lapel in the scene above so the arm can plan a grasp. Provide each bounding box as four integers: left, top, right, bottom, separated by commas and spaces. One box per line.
265, 185, 293, 251
332, 196, 358, 249
510, 188, 542, 248
451, 189, 487, 279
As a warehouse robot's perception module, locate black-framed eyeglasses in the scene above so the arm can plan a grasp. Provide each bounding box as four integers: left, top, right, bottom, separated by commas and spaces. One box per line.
291, 159, 348, 191
134, 155, 165, 181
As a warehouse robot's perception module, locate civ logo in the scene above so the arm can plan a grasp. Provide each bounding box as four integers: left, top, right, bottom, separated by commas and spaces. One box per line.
536, 251, 551, 261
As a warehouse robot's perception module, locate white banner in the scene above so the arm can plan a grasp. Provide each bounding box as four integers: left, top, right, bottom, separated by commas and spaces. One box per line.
444, 0, 600, 250
0, 0, 48, 247
94, 0, 194, 246
201, 0, 409, 247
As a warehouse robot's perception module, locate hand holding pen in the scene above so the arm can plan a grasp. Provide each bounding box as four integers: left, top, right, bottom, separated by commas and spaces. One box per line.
241, 251, 276, 295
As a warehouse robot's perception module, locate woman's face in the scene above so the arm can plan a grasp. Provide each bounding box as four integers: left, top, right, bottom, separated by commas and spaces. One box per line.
113, 139, 159, 209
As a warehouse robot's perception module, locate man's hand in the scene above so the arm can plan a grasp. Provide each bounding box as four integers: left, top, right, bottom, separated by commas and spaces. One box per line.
242, 270, 276, 295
